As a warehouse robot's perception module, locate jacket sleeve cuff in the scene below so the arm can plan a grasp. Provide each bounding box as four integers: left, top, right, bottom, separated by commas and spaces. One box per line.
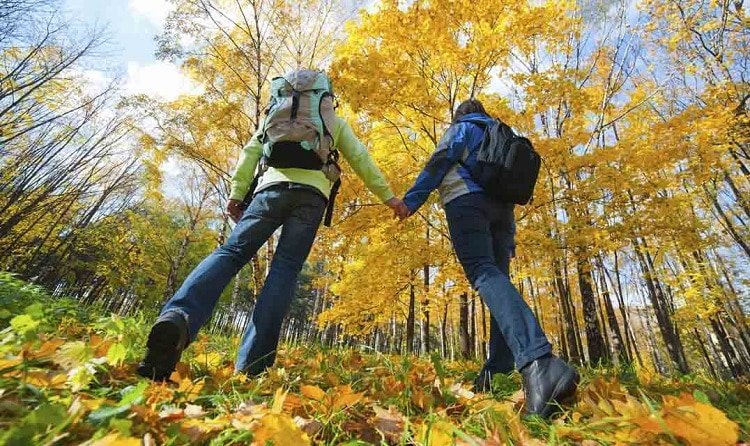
377, 188, 395, 203
229, 187, 247, 201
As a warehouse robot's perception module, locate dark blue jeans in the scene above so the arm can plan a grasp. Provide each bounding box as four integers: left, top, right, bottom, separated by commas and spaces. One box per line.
160, 183, 326, 374
445, 193, 551, 370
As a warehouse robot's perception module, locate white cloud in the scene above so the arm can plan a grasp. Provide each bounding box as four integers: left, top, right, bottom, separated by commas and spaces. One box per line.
80, 69, 111, 92
123, 61, 203, 101
128, 0, 174, 29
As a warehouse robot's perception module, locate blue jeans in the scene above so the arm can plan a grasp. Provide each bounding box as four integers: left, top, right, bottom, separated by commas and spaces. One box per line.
160, 183, 326, 374
445, 193, 551, 370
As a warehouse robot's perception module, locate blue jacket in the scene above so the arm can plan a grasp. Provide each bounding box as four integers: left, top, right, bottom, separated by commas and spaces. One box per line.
403, 113, 494, 213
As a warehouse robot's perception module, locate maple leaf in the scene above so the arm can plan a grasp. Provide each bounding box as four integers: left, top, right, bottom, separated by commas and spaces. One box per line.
656, 393, 739, 446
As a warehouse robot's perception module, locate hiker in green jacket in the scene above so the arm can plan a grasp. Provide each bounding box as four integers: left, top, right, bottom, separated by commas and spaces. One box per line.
138, 69, 409, 380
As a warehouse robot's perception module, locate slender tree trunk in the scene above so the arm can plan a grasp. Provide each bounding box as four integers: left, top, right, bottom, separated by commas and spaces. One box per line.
633, 238, 690, 373
406, 280, 416, 354
458, 292, 470, 358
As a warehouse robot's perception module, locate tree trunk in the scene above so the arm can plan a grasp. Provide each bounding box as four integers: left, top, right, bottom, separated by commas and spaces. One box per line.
406, 281, 416, 354
577, 256, 607, 364
458, 292, 471, 358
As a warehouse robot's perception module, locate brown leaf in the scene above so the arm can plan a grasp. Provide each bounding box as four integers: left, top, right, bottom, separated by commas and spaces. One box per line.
282, 393, 305, 415
293, 415, 323, 436
411, 388, 434, 410
371, 405, 405, 443
170, 362, 190, 382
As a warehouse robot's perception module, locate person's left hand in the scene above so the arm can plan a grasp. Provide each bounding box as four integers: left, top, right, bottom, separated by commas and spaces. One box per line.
385, 197, 411, 220
226, 199, 244, 223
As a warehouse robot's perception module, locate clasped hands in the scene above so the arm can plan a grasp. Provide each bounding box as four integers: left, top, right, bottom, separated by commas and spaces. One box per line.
385, 197, 411, 220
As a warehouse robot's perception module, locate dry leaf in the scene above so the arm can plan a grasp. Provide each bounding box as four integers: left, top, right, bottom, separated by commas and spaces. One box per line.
658, 393, 738, 446
181, 416, 232, 442
293, 415, 324, 436
371, 405, 405, 443
300, 384, 326, 401
184, 404, 205, 418
331, 385, 364, 410
159, 406, 185, 421
450, 383, 476, 400
27, 338, 65, 360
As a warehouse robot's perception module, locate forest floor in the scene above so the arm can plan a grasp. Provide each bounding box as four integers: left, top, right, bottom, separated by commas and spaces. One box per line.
1, 274, 749, 446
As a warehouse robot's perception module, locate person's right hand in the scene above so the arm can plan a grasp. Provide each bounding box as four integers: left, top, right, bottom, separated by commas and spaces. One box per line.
226, 199, 244, 223
385, 197, 411, 220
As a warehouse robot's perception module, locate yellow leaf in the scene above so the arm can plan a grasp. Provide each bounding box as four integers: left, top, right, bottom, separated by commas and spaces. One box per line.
271, 387, 287, 414
420, 419, 455, 446
181, 416, 232, 442
659, 394, 739, 446
106, 343, 128, 366
24, 371, 67, 389
176, 377, 205, 402
83, 434, 141, 446
0, 357, 23, 372
194, 352, 223, 370
253, 413, 311, 446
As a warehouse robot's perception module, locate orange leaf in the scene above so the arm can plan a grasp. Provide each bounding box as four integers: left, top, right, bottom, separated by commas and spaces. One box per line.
300, 384, 326, 402
28, 338, 65, 360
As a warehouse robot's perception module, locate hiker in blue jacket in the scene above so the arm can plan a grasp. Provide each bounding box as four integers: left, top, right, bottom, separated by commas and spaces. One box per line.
401, 99, 578, 418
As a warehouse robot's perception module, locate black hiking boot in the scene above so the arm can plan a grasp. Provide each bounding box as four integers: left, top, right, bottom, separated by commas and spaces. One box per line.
136, 312, 188, 381
520, 354, 579, 418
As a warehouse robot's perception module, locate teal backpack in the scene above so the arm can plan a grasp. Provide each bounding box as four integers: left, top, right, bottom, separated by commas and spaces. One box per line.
247, 69, 342, 226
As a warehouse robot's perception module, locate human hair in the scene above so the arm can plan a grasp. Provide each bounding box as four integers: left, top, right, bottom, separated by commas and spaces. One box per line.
453, 98, 487, 122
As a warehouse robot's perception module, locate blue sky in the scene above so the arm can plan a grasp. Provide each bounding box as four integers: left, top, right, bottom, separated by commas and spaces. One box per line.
64, 0, 159, 65
63, 0, 198, 100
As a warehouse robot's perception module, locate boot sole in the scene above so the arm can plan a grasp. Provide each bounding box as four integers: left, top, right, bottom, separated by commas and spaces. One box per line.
136, 320, 182, 381
539, 368, 580, 418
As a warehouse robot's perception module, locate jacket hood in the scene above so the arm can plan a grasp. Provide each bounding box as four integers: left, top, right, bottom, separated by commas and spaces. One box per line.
456, 113, 494, 125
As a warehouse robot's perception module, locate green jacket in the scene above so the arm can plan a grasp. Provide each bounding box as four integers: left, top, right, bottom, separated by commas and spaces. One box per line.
230, 116, 395, 203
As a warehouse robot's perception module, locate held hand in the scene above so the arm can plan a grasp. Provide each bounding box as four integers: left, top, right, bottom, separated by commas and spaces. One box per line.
385, 197, 411, 220
226, 199, 243, 223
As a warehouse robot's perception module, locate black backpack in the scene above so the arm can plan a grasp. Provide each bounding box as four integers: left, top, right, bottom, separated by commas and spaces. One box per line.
461, 118, 541, 205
